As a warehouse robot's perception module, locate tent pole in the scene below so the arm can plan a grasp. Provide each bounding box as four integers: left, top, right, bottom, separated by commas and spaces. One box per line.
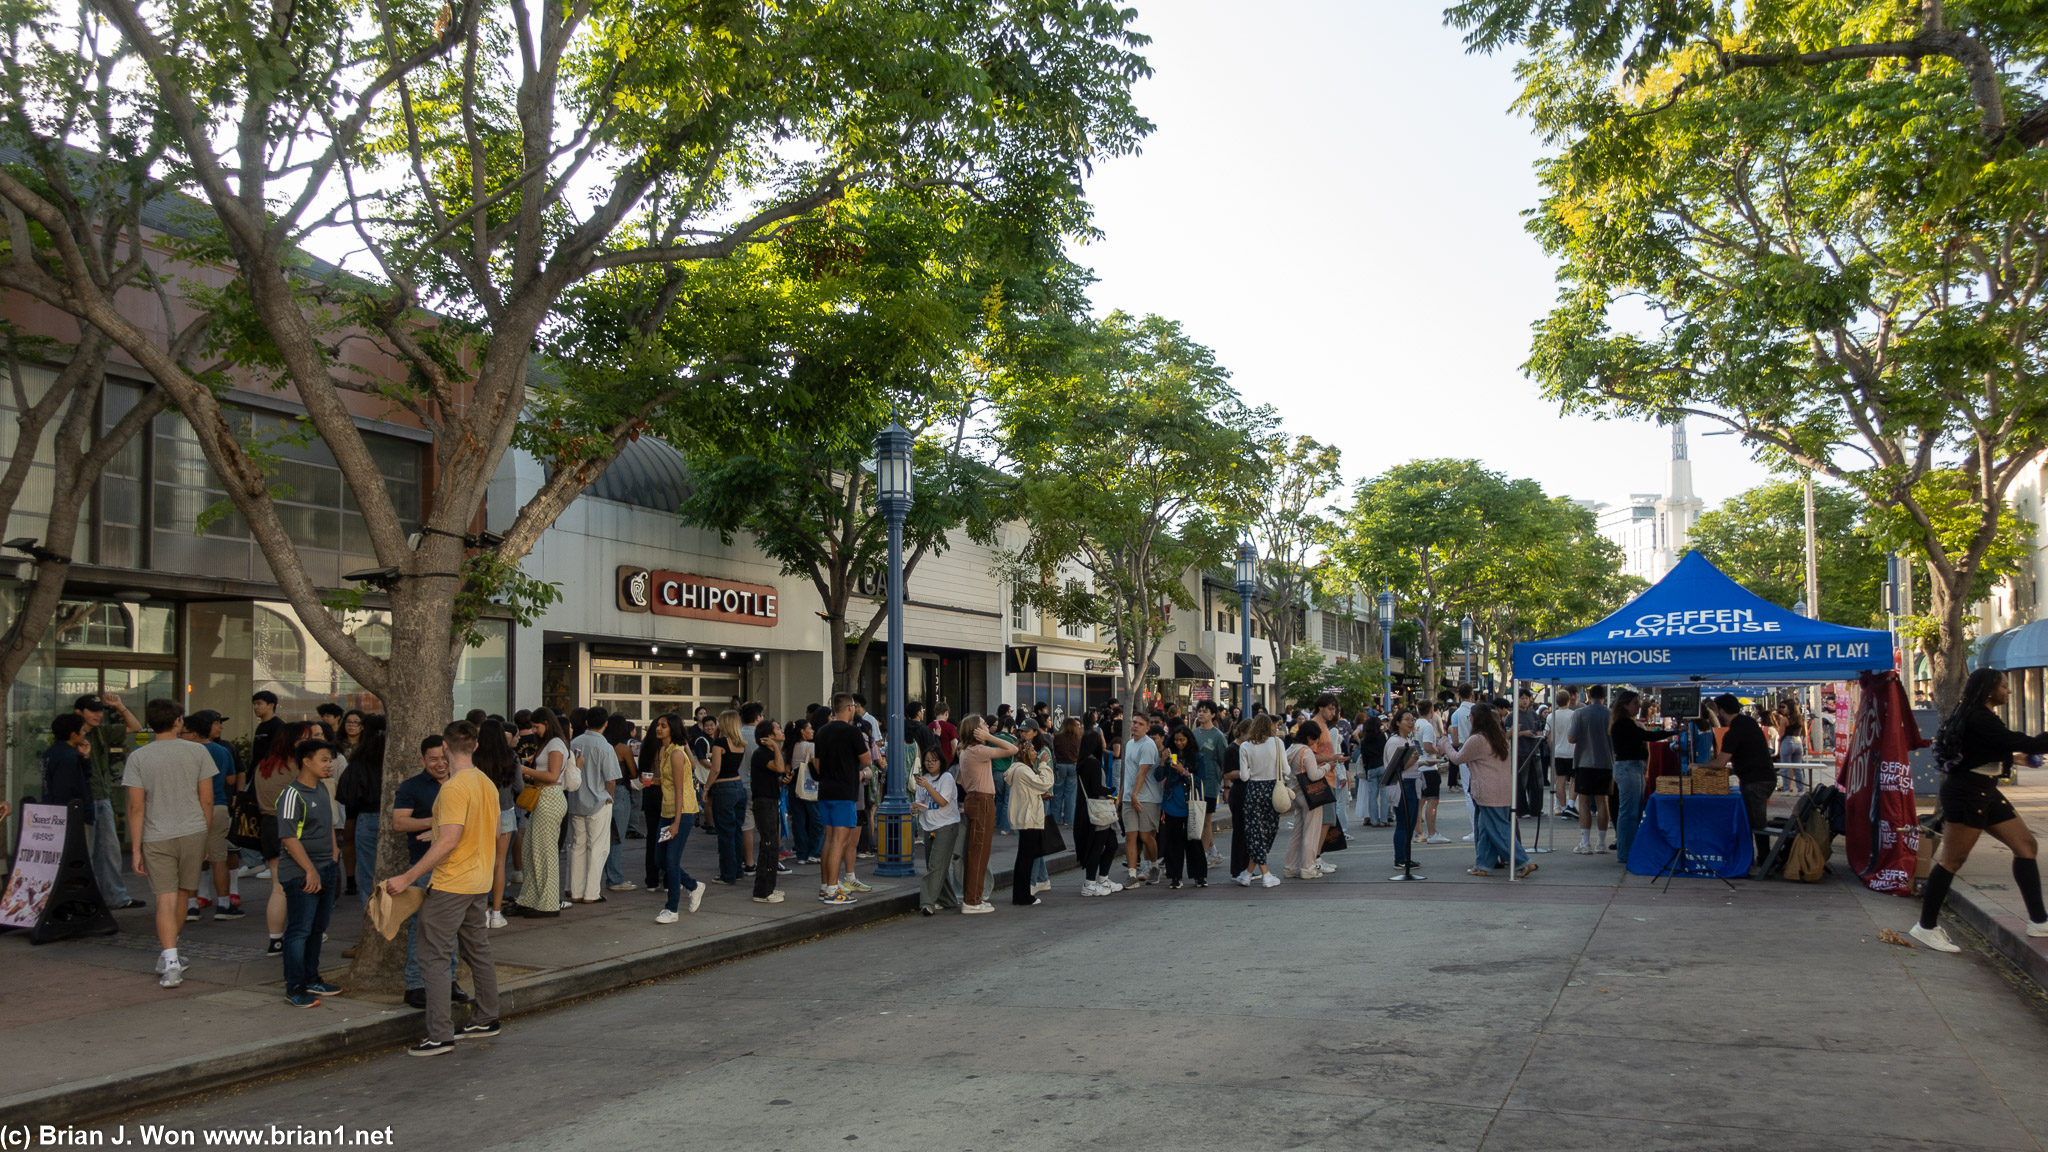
1510, 678, 1520, 883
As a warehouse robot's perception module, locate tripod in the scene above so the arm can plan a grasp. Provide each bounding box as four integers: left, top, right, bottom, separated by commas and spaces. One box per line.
1649, 785, 1736, 892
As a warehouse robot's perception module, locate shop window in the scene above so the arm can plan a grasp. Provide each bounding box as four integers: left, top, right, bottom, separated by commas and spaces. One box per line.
1321, 613, 1339, 650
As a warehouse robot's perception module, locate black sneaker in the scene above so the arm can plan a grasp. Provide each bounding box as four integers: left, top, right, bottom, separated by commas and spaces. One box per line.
345, 877, 358, 896
307, 981, 345, 997
404, 988, 426, 1010
775, 862, 792, 874
455, 1021, 501, 1040
1194, 878, 1208, 888
452, 986, 472, 1003
267, 938, 284, 954
407, 1039, 455, 1057
215, 904, 245, 920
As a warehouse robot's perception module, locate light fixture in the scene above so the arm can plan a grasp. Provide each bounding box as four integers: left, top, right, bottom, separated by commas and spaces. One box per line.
753, 653, 762, 662
650, 646, 659, 654
344, 565, 402, 590
1377, 590, 1395, 630
1234, 540, 1256, 589
719, 650, 728, 659
685, 647, 694, 657
874, 423, 914, 510
1794, 599, 1808, 618
5, 536, 70, 564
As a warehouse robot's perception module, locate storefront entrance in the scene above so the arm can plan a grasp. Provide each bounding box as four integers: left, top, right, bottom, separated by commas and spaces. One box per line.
585, 654, 750, 722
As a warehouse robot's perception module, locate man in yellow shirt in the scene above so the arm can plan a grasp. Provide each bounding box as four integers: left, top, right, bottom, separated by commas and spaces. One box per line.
385, 720, 501, 1055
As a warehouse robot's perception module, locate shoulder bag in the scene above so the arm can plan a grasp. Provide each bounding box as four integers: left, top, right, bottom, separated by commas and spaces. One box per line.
1269, 744, 1295, 814
228, 771, 264, 851
561, 746, 584, 793
1084, 791, 1120, 830
1185, 779, 1207, 841
1294, 746, 1335, 811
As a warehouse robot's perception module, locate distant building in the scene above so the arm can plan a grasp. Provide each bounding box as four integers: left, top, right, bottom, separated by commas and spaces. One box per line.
1584, 425, 1705, 584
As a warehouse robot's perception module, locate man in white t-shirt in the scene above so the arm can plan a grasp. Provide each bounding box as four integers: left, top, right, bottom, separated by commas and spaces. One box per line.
1121, 716, 1163, 884
1412, 705, 1449, 844
1449, 685, 1479, 841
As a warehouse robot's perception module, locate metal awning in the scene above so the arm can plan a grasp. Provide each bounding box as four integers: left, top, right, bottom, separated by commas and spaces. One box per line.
1174, 652, 1215, 680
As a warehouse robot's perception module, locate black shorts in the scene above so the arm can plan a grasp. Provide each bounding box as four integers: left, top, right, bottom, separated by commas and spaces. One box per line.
1574, 768, 1613, 799
1940, 771, 2020, 830
1420, 769, 1442, 799
1553, 757, 1575, 779
259, 813, 281, 861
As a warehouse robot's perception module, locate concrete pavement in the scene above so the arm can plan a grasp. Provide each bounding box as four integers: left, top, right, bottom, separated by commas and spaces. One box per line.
20, 798, 2048, 1152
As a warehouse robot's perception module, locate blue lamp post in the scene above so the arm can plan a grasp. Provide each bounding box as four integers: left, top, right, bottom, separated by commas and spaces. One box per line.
1235, 541, 1256, 714
1377, 590, 1396, 713
873, 423, 916, 878
1460, 612, 1474, 689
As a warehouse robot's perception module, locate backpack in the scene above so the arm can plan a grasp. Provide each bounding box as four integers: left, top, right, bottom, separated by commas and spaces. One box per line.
1782, 795, 1835, 882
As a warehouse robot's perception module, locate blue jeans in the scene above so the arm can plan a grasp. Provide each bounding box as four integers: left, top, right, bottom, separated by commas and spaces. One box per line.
1392, 779, 1420, 867
1473, 804, 1527, 870
993, 772, 1012, 834
709, 781, 747, 882
605, 783, 630, 886
1614, 760, 1648, 865
1367, 778, 1391, 823
281, 860, 339, 994
1030, 796, 1057, 885
90, 797, 130, 905
403, 876, 458, 990
1051, 763, 1078, 826
661, 822, 701, 912
353, 812, 379, 898
789, 797, 824, 860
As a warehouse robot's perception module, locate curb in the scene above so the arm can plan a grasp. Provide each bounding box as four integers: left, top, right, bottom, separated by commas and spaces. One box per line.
1945, 883, 2048, 989
0, 849, 1080, 1129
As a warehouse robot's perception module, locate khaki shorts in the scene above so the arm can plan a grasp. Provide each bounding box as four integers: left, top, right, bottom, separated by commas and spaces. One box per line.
205, 804, 232, 863
142, 830, 207, 896
1122, 801, 1161, 835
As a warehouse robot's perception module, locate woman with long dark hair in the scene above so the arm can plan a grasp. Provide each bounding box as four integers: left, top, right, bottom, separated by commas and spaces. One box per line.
473, 719, 522, 928
1442, 703, 1534, 878
643, 712, 705, 922
1075, 724, 1121, 895
1913, 669, 2048, 951
1160, 726, 1209, 888
1234, 713, 1285, 887
1608, 689, 1671, 867
512, 707, 570, 917
254, 721, 316, 951
640, 714, 678, 891
339, 714, 388, 900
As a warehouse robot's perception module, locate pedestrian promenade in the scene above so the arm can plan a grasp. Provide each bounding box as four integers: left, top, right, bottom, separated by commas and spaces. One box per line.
2, 783, 2036, 1131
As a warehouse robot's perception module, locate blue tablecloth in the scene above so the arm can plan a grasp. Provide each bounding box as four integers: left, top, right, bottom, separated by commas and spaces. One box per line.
1625, 793, 1752, 878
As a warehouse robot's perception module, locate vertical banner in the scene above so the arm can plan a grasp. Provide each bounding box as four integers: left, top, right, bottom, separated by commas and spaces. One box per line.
0, 803, 67, 928
1842, 672, 1926, 896
1834, 682, 1856, 771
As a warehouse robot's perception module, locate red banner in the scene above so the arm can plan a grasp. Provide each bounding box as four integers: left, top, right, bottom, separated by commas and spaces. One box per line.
1841, 671, 1926, 896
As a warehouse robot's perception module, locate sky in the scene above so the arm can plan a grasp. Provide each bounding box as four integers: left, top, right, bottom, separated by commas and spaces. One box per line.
1072, 0, 1776, 511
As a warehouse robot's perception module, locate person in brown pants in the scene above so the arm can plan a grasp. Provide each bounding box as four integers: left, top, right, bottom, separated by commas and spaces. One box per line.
954, 715, 1018, 914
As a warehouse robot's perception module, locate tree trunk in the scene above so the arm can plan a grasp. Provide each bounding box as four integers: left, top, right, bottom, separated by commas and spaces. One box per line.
347, 580, 462, 992
1925, 564, 1972, 715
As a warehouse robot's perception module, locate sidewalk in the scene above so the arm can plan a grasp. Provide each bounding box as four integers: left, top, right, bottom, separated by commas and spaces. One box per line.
1924, 776, 2048, 986
0, 823, 1074, 1128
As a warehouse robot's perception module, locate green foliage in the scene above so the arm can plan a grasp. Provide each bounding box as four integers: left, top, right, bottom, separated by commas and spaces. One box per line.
1245, 434, 1342, 666
1687, 479, 1887, 627
996, 311, 1273, 712
1277, 648, 1385, 715
1501, 0, 2048, 702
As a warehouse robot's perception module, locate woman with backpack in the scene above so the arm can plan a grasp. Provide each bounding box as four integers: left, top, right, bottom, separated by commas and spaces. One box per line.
1913, 668, 2048, 952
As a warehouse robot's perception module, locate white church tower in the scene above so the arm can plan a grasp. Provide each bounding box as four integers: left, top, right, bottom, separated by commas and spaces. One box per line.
1654, 423, 1705, 578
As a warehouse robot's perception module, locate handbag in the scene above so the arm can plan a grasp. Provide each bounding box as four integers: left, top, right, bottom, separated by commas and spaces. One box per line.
1269, 744, 1295, 814
561, 747, 584, 793
1084, 794, 1119, 829
1322, 821, 1349, 853
515, 785, 540, 812
1293, 747, 1335, 810
1041, 812, 1066, 854
228, 781, 264, 851
1185, 782, 1207, 841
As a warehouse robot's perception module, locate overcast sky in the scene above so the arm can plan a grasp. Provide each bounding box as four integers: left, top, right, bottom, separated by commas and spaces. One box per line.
1074, 0, 1777, 511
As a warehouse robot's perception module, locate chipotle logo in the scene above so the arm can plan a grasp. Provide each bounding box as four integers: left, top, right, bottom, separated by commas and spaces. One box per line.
618, 566, 779, 625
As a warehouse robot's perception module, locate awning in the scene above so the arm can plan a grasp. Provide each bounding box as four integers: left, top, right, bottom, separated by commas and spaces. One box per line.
1973, 620, 2048, 671
1174, 652, 1215, 680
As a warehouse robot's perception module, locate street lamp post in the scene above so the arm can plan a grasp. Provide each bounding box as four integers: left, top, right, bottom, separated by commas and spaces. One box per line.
1460, 612, 1474, 689
1377, 590, 1395, 713
1236, 541, 1256, 715
873, 423, 916, 878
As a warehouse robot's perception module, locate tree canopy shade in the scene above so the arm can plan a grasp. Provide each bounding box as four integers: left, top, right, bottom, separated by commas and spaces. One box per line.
1503, 0, 2048, 707
1686, 480, 1893, 628
995, 311, 1272, 723
1243, 434, 1342, 678
0, 0, 1150, 987
1330, 458, 1633, 692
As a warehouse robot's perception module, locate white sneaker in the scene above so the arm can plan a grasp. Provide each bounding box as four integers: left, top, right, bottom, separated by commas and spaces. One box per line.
1282, 868, 1299, 879
1206, 852, 1224, 866
1318, 861, 1337, 874
487, 910, 508, 929
961, 902, 995, 914
689, 884, 705, 913
752, 892, 786, 904
1460, 833, 1475, 843
1081, 881, 1103, 896
1233, 871, 1253, 887
2030, 920, 2048, 939
1032, 880, 1052, 894
1097, 880, 1123, 894
1572, 843, 1594, 855
1260, 872, 1281, 888
655, 909, 679, 924
608, 882, 637, 892
255, 869, 272, 879
1426, 834, 1452, 844
1909, 924, 1961, 953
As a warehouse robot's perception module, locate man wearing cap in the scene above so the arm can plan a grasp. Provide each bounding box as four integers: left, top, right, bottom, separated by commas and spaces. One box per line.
181, 711, 245, 921
75, 692, 143, 909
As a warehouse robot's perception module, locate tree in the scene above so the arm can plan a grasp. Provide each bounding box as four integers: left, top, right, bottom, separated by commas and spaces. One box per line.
1475, 494, 1638, 682
1688, 480, 1900, 627
996, 312, 1271, 724
1243, 434, 1341, 676
0, 0, 1149, 988
1505, 2, 2048, 706
0, 135, 175, 798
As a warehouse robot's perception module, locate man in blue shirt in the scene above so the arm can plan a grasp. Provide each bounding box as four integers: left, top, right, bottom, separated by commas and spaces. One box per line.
180, 711, 244, 921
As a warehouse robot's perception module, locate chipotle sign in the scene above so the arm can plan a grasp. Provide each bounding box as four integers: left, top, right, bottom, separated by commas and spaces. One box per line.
618, 566, 778, 625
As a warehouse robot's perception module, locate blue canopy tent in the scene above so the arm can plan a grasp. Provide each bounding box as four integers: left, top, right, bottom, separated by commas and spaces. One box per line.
1494, 552, 1896, 881
1512, 551, 1896, 685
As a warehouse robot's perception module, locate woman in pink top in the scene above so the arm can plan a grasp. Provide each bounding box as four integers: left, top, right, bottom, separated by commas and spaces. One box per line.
1440, 703, 1536, 878
953, 716, 1018, 914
